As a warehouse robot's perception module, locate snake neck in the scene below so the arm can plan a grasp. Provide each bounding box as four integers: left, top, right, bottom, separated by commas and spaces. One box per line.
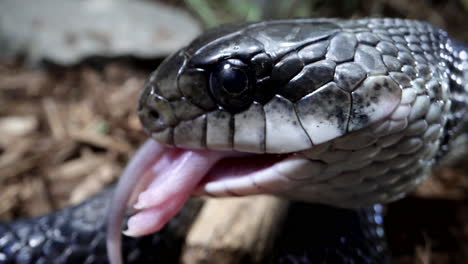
437, 41, 468, 164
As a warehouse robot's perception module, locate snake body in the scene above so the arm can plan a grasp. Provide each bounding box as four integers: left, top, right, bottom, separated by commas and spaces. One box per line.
1, 18, 467, 264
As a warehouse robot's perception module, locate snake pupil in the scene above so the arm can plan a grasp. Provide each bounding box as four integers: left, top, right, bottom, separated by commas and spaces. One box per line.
209, 59, 254, 112
219, 64, 248, 94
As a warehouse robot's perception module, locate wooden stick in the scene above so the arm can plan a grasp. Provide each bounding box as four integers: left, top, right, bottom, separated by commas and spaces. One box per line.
181, 195, 289, 264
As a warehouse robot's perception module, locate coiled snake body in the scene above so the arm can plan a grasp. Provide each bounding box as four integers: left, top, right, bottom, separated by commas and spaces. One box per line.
1, 18, 467, 264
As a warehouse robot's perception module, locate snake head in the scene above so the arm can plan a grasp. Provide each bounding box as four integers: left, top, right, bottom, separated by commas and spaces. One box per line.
113, 19, 451, 245
139, 20, 404, 154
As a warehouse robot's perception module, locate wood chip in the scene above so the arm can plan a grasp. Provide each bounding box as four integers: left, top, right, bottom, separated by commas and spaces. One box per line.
70, 162, 120, 204
0, 138, 33, 167
107, 78, 143, 117
415, 168, 468, 200
182, 196, 289, 264
19, 177, 53, 217
0, 185, 21, 219
47, 153, 105, 180
0, 115, 38, 137
0, 154, 41, 184
68, 129, 133, 153
0, 71, 47, 95
42, 97, 68, 139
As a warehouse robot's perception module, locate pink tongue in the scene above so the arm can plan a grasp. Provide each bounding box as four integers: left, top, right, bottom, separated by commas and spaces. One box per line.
107, 139, 245, 264
123, 145, 238, 237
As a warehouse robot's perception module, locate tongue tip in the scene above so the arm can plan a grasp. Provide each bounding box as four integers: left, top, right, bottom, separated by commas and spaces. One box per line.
106, 139, 167, 264
126, 195, 190, 236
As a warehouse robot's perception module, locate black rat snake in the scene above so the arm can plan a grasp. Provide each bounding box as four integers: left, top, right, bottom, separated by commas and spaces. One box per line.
1, 18, 467, 264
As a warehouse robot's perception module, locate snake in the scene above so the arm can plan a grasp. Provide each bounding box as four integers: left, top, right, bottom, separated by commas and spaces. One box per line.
1, 18, 467, 264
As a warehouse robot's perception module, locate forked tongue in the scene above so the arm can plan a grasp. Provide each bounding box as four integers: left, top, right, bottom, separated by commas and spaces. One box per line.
106, 139, 241, 264
124, 146, 232, 236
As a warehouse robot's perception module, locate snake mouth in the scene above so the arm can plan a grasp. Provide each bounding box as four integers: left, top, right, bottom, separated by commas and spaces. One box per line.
107, 139, 308, 244
194, 152, 291, 196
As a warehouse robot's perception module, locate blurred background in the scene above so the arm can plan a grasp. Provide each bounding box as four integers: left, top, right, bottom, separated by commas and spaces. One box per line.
0, 0, 468, 263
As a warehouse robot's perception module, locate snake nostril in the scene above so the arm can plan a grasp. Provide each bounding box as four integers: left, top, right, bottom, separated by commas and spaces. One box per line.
149, 109, 160, 121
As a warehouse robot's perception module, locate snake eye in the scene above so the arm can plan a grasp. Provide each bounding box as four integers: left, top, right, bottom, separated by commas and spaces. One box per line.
209, 59, 254, 112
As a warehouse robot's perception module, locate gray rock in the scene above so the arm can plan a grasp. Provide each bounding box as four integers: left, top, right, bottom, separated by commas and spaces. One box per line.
0, 0, 201, 64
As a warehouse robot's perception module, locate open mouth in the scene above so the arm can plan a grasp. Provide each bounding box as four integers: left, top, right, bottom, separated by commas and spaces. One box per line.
125, 140, 298, 236
106, 139, 308, 263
